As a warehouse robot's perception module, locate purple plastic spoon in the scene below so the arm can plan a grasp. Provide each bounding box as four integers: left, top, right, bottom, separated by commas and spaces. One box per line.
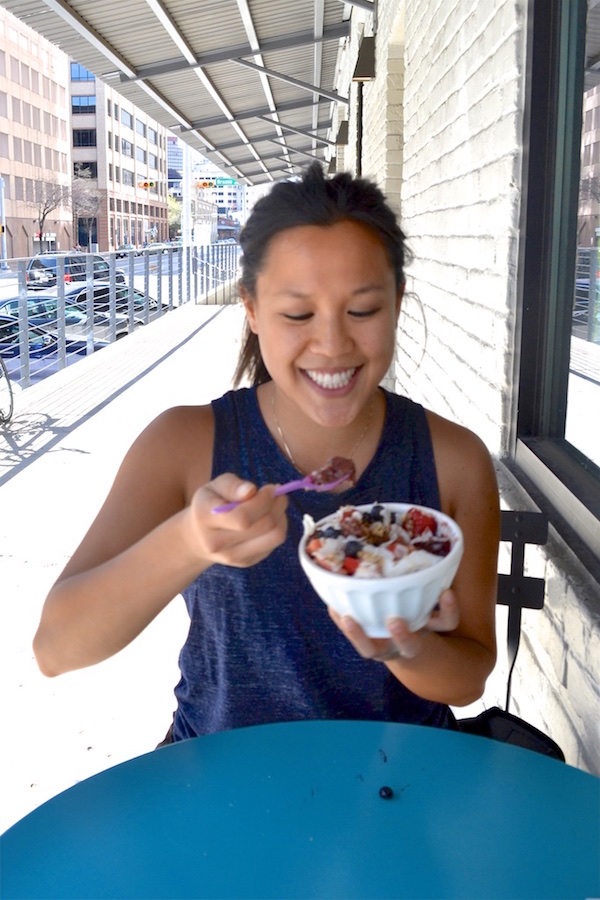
212, 457, 356, 513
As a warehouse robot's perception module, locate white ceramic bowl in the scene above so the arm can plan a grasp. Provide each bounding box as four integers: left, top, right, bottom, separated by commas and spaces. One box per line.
298, 503, 464, 637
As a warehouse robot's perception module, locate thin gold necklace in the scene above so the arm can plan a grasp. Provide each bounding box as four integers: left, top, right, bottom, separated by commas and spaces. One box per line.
270, 390, 375, 473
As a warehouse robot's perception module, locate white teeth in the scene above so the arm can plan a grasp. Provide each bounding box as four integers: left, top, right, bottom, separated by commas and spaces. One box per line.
306, 368, 356, 389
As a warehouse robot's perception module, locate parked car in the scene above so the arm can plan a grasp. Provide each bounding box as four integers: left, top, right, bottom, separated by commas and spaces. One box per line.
0, 314, 59, 359
116, 243, 141, 257
50, 282, 166, 318
26, 253, 127, 289
0, 295, 142, 341
143, 242, 169, 254
0, 314, 106, 383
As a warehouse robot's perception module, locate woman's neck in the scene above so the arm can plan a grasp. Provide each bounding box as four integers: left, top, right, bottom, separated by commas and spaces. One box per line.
260, 384, 385, 478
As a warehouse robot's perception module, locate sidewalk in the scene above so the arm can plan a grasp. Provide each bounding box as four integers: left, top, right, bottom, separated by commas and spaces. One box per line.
0, 301, 246, 833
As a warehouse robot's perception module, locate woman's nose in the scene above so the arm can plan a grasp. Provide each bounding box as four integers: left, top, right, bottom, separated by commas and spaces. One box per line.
310, 315, 353, 356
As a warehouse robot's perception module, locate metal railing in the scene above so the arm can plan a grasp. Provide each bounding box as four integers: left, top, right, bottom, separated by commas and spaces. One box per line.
0, 243, 240, 389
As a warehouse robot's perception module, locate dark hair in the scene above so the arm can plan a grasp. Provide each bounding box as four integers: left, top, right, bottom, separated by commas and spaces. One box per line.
234, 162, 408, 387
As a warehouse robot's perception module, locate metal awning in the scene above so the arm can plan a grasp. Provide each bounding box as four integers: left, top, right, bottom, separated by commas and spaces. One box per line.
1, 0, 371, 184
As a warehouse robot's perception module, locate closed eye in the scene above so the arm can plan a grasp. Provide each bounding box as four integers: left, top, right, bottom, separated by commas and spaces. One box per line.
348, 307, 380, 318
283, 312, 313, 321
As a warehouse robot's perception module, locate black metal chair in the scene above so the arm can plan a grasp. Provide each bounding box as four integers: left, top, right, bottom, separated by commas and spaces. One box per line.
458, 511, 565, 761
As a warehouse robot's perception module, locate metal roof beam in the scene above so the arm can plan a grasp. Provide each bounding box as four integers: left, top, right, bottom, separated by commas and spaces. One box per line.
219, 149, 300, 166
213, 131, 298, 151
42, 0, 136, 79
267, 139, 324, 162
182, 98, 324, 131
232, 58, 348, 104
119, 21, 351, 83
257, 116, 336, 146
214, 120, 332, 151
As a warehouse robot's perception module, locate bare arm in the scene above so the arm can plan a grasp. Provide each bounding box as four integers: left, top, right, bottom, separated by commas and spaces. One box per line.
332, 414, 500, 706
34, 406, 288, 676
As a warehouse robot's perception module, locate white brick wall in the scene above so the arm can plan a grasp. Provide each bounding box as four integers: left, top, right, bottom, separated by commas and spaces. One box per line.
397, 0, 524, 451
335, 0, 600, 773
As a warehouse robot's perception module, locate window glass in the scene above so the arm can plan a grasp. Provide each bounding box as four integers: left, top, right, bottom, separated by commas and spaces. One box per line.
72, 95, 96, 115
517, 0, 600, 561
73, 161, 98, 178
73, 129, 96, 147
568, 2, 600, 467
70, 62, 94, 82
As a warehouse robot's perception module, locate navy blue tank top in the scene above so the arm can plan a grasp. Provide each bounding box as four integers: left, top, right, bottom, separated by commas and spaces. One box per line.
173, 387, 453, 740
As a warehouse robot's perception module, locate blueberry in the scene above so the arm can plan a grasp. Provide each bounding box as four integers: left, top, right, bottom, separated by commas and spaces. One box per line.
317, 526, 341, 539
363, 504, 384, 524
344, 539, 362, 557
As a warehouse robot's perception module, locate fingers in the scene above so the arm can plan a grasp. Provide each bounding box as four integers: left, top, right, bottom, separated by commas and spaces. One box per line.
328, 590, 461, 664
188, 477, 288, 568
425, 590, 460, 632
328, 609, 416, 662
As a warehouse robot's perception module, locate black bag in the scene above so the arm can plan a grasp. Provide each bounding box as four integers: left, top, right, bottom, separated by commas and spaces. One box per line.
458, 706, 565, 761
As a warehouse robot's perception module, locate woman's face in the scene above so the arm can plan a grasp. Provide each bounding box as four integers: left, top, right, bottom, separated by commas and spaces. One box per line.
242, 219, 403, 430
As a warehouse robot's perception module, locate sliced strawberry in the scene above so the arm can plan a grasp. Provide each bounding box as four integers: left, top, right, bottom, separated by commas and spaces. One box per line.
403, 507, 437, 538
342, 556, 361, 575
306, 537, 323, 555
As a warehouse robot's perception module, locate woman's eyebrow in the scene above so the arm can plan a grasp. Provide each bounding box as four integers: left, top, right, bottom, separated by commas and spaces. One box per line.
352, 282, 388, 296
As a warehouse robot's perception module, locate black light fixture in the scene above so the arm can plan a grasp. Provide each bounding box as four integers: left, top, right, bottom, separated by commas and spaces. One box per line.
336, 120, 349, 145
352, 36, 376, 82
352, 37, 376, 176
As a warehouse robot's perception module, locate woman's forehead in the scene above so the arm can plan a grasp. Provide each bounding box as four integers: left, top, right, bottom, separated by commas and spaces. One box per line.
260, 220, 392, 270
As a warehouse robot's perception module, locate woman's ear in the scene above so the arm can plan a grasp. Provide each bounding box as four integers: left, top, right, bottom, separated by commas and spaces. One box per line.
239, 284, 258, 334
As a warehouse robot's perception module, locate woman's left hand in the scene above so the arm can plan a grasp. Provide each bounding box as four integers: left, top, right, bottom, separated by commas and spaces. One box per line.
329, 589, 460, 663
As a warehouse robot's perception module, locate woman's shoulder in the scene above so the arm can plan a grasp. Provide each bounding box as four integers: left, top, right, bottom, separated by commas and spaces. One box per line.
122, 404, 216, 501
144, 403, 215, 442
423, 408, 498, 517
424, 407, 487, 450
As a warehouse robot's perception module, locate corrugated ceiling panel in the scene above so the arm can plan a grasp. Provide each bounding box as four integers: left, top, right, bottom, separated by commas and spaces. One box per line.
1, 0, 352, 183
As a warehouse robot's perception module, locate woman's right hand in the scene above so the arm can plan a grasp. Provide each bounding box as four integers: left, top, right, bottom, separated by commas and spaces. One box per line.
185, 474, 289, 569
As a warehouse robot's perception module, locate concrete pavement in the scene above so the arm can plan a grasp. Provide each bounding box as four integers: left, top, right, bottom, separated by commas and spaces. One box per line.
0, 301, 246, 833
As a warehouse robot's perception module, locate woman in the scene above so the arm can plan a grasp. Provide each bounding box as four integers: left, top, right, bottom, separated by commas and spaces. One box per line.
33, 164, 500, 741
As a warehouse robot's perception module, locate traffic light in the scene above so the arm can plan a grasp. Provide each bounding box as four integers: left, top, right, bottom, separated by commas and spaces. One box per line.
137, 180, 156, 189
0, 224, 4, 234
196, 180, 215, 188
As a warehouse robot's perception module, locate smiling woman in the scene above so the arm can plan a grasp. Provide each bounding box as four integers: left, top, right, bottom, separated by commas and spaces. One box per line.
32, 164, 499, 747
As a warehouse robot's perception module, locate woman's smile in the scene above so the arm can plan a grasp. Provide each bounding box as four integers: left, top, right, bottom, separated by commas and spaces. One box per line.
303, 366, 361, 391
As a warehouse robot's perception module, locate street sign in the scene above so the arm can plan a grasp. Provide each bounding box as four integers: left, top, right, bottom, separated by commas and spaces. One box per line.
215, 177, 237, 186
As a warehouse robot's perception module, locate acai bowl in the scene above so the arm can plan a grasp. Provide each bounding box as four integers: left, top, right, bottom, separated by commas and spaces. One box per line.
299, 502, 464, 637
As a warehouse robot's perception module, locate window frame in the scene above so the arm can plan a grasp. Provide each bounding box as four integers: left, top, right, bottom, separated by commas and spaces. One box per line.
514, 0, 600, 567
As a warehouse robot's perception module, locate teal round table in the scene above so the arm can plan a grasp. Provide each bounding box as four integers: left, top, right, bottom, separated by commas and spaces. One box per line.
1, 720, 598, 899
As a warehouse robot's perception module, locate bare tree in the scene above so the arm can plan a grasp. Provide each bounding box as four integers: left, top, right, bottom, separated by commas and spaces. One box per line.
30, 179, 69, 244
579, 175, 600, 205
71, 167, 103, 250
